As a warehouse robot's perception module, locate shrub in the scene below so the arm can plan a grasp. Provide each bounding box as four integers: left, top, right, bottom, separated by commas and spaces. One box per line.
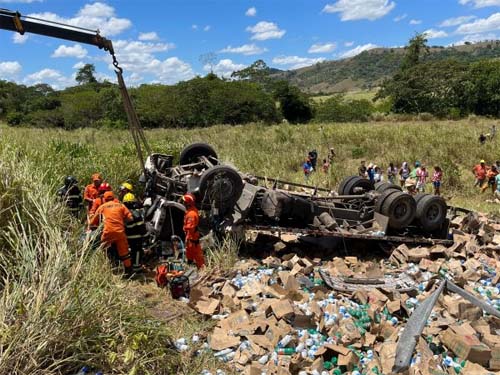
314, 95, 374, 123
6, 111, 24, 126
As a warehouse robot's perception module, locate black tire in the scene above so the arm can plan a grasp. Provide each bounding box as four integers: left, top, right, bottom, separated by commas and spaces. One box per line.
374, 181, 402, 193
342, 176, 374, 195
338, 176, 358, 195
416, 195, 447, 232
381, 191, 416, 230
199, 165, 243, 212
375, 188, 400, 213
179, 143, 218, 165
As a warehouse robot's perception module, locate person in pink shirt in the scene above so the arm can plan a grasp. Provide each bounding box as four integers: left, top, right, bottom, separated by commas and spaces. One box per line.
416, 164, 429, 193
432, 166, 443, 196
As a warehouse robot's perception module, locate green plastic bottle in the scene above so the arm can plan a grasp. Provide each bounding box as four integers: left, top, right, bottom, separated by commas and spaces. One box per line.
275, 347, 295, 355
324, 361, 333, 370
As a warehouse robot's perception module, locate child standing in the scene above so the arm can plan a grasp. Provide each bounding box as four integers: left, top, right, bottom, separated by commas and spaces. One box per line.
432, 166, 443, 196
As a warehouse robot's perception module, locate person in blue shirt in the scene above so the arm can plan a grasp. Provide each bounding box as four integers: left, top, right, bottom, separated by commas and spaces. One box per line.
367, 163, 375, 183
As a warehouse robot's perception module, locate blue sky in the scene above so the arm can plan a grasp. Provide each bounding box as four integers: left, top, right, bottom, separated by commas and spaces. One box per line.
1, 0, 500, 88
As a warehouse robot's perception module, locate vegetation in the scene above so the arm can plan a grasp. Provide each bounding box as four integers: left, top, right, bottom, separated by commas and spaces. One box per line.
272, 40, 500, 93
1, 117, 499, 372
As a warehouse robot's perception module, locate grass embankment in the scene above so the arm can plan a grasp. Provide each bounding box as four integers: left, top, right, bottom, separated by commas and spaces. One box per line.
0, 118, 499, 373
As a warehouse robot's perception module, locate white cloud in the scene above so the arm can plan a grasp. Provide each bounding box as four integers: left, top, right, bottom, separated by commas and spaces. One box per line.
456, 12, 500, 34
73, 61, 85, 69
322, 0, 395, 21
27, 2, 132, 37
204, 59, 246, 78
450, 32, 498, 45
409, 19, 422, 25
107, 40, 192, 84
272, 55, 326, 69
138, 32, 160, 41
308, 42, 337, 53
459, 0, 500, 8
52, 44, 88, 59
339, 43, 378, 58
0, 61, 22, 80
23, 68, 73, 89
344, 41, 354, 47
394, 14, 407, 22
204, 25, 211, 32
246, 21, 286, 40
246, 7, 257, 17
192, 24, 198, 30
424, 29, 449, 39
439, 15, 477, 27
12, 33, 28, 44
220, 43, 268, 55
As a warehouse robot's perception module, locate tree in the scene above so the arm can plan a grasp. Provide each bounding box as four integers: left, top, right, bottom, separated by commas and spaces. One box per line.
272, 80, 313, 123
401, 33, 429, 70
75, 64, 97, 85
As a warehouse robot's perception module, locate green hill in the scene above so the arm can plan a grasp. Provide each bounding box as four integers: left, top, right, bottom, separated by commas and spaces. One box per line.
272, 41, 500, 94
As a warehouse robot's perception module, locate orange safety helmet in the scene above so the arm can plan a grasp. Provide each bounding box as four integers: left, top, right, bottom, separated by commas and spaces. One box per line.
98, 182, 112, 192
91, 173, 102, 182
182, 193, 196, 206
103, 191, 115, 201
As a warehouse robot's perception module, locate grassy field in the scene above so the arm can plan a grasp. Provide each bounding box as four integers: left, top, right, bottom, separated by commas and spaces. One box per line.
0, 118, 500, 373
311, 89, 378, 103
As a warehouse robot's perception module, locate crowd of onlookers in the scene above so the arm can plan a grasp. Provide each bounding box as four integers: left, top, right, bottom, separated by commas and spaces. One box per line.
358, 160, 443, 196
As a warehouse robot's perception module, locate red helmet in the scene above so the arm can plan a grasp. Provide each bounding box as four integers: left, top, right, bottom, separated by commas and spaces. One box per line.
182, 193, 196, 205
98, 182, 112, 192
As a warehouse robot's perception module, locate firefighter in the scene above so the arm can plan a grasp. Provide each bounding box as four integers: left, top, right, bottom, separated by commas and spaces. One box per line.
84, 173, 102, 212
90, 191, 133, 274
181, 193, 205, 269
123, 193, 147, 273
89, 182, 113, 216
57, 175, 82, 217
119, 182, 133, 201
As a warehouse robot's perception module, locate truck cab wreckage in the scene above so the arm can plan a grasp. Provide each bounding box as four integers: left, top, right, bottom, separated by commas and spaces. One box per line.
141, 143, 462, 252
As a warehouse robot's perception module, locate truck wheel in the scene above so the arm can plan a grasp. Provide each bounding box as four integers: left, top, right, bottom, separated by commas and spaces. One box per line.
381, 191, 416, 230
416, 195, 447, 232
375, 188, 400, 213
199, 165, 243, 212
338, 176, 358, 195
340, 176, 374, 195
179, 143, 218, 165
375, 181, 402, 193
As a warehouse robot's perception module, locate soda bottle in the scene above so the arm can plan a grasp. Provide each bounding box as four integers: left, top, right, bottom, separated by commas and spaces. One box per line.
275, 347, 295, 355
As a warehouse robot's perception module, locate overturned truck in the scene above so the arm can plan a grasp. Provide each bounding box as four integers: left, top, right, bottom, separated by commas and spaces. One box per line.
141, 143, 455, 250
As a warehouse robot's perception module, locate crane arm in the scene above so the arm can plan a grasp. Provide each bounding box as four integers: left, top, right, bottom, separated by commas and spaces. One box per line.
0, 9, 114, 54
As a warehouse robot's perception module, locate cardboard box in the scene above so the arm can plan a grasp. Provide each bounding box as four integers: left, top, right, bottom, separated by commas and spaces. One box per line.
440, 329, 491, 367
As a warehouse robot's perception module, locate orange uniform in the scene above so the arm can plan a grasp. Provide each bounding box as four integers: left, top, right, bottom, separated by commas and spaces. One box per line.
90, 200, 133, 269
89, 197, 119, 216
183, 206, 205, 269
84, 184, 99, 210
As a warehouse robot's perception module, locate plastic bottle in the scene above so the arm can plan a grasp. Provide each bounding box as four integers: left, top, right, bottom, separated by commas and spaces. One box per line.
278, 334, 293, 347
214, 348, 233, 357
275, 347, 295, 355
258, 354, 269, 365
75, 368, 89, 375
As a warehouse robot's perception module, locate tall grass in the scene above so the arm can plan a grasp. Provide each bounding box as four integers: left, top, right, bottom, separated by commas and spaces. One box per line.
0, 147, 178, 374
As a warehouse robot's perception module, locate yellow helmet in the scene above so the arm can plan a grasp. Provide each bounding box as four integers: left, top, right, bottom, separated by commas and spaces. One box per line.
120, 182, 133, 191
123, 192, 136, 203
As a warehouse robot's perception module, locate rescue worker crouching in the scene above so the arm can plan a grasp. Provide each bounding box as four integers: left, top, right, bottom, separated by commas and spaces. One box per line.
57, 175, 82, 217
123, 192, 147, 273
182, 193, 205, 269
90, 191, 133, 275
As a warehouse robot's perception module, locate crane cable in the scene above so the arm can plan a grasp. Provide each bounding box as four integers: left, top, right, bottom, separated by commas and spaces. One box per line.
110, 52, 151, 175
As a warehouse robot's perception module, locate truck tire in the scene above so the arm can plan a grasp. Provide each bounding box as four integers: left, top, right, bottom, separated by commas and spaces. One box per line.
339, 176, 374, 195
179, 143, 218, 165
375, 188, 400, 213
375, 181, 402, 193
338, 176, 358, 195
381, 191, 416, 230
415, 194, 447, 232
199, 165, 243, 212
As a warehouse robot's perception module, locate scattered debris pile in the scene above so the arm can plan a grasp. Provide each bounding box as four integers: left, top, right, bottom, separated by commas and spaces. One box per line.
184, 213, 500, 375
